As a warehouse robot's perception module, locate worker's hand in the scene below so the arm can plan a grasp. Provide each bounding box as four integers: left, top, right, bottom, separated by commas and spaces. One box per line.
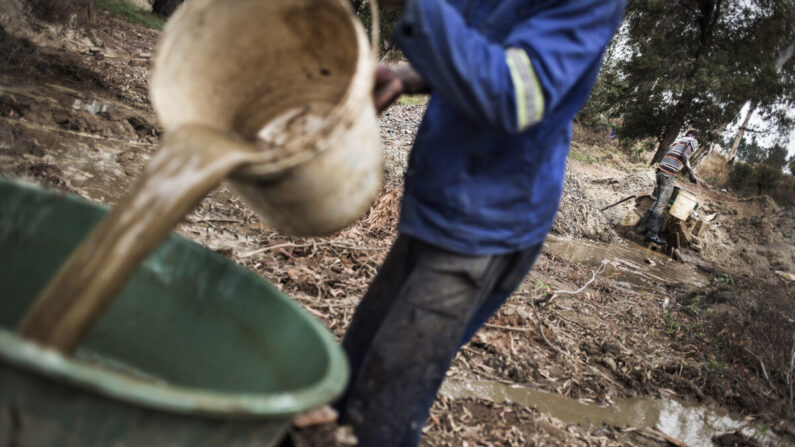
393, 65, 429, 95
689, 174, 699, 185
373, 64, 404, 114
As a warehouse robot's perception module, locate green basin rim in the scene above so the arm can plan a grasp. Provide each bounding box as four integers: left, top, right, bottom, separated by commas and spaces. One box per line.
1, 329, 346, 418
0, 177, 349, 419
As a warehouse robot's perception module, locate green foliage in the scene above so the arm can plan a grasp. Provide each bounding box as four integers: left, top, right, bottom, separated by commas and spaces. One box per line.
727, 161, 754, 189
396, 95, 429, 106
578, 45, 626, 125
688, 296, 702, 314
663, 310, 680, 337
736, 137, 766, 164
755, 164, 784, 192
568, 149, 595, 164
789, 155, 795, 175
96, 0, 165, 29
765, 144, 788, 168
707, 359, 724, 371
620, 138, 656, 161
532, 280, 552, 297
590, 1, 795, 154
727, 161, 784, 195
663, 309, 704, 341
710, 273, 734, 287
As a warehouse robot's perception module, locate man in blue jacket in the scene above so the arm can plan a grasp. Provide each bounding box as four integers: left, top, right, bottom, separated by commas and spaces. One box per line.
337, 1, 625, 445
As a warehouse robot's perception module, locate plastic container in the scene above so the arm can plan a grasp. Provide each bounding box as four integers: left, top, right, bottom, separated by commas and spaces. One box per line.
150, 0, 382, 236
669, 188, 698, 220
0, 177, 348, 446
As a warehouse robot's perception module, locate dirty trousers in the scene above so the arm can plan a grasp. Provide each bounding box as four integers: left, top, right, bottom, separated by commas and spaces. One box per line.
336, 234, 542, 447
639, 170, 675, 239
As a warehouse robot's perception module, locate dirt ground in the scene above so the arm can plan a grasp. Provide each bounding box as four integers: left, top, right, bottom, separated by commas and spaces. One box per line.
2, 9, 794, 447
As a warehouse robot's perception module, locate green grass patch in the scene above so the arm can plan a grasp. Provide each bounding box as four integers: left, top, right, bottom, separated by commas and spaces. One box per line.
568, 147, 596, 164
96, 0, 165, 30
396, 95, 429, 106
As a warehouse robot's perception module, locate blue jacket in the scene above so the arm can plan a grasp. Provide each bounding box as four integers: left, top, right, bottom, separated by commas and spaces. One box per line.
395, 0, 625, 255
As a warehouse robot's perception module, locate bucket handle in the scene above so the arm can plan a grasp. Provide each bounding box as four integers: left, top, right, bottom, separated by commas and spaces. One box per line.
363, 0, 380, 61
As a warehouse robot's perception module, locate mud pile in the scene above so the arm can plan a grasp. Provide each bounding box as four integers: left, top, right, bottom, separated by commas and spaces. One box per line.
699, 195, 795, 275
580, 170, 656, 227
552, 172, 618, 242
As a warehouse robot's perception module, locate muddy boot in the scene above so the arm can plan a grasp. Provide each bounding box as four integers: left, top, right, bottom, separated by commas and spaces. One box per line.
645, 234, 666, 245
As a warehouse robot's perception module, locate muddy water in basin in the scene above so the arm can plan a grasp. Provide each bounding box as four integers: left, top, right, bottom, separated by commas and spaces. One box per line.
543, 235, 707, 292
16, 126, 271, 351
441, 379, 780, 446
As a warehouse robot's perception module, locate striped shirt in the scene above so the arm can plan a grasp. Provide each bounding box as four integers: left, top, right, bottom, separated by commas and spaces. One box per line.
659, 136, 698, 175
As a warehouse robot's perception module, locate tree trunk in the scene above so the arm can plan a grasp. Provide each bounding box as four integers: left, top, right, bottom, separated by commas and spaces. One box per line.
651, 99, 688, 165
650, 0, 722, 166
722, 39, 793, 165
29, 0, 93, 27
727, 101, 756, 163
775, 38, 795, 71
152, 0, 184, 17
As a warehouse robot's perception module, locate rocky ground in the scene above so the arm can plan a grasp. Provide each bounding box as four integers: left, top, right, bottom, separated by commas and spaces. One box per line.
1, 8, 794, 447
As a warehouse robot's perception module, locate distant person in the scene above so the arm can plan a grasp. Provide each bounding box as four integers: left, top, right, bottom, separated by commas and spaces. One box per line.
637, 129, 699, 245
333, 0, 626, 445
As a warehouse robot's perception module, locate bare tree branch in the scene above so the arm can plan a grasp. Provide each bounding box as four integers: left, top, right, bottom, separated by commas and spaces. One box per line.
789, 332, 795, 411
776, 39, 795, 71
743, 347, 780, 395
679, 0, 699, 15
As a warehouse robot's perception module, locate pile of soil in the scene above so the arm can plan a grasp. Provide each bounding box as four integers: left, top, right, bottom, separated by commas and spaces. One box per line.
2, 9, 794, 447
552, 171, 618, 242
698, 196, 795, 276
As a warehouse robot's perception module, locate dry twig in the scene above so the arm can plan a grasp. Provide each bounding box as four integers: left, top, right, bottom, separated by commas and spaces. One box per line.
532, 301, 567, 357
789, 331, 795, 411
483, 323, 533, 333
239, 242, 312, 258
546, 260, 607, 304
743, 347, 780, 395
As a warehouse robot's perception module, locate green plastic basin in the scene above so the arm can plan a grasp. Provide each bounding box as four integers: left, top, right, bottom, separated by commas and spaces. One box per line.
0, 177, 348, 446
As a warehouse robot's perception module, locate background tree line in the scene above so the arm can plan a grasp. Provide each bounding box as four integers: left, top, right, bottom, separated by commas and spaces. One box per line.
581, 0, 795, 167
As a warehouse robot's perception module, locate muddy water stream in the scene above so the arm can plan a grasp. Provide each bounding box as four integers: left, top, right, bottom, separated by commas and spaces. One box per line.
544, 235, 707, 292
441, 380, 780, 446
16, 125, 274, 351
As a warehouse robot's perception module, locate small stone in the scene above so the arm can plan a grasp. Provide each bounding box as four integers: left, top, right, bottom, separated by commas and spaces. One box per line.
334, 426, 358, 445
292, 405, 338, 428
775, 271, 795, 281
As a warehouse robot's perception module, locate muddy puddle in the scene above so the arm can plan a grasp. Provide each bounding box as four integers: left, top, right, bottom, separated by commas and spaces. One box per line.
544, 235, 707, 292
441, 379, 780, 446
0, 80, 157, 203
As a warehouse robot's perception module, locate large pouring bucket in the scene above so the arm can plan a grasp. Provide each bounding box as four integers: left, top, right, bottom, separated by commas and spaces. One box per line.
151, 0, 382, 236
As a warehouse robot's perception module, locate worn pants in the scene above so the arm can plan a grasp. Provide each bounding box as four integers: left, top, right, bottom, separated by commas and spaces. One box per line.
335, 234, 542, 447
638, 170, 675, 239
